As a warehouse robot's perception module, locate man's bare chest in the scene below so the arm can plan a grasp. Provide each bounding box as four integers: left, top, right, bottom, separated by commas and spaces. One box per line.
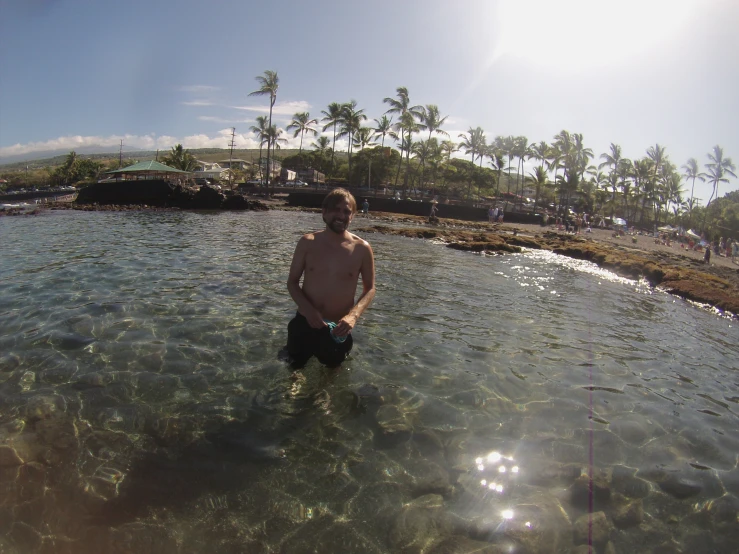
305, 244, 362, 280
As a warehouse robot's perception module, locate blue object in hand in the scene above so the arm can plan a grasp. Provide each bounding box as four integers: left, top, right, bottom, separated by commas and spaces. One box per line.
324, 320, 347, 343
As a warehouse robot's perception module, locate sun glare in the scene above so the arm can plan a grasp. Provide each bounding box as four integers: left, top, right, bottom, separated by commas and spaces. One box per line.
493, 0, 696, 71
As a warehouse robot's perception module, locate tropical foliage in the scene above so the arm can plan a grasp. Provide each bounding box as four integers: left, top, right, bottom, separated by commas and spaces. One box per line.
161, 144, 197, 171
8, 73, 737, 241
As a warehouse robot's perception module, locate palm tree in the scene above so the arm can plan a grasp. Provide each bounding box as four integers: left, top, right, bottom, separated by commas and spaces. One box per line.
162, 144, 197, 171
249, 115, 269, 182
498, 135, 517, 206
704, 145, 736, 208
458, 127, 485, 201
529, 165, 548, 213
383, 87, 423, 189
681, 157, 704, 228
418, 105, 449, 189
353, 127, 374, 151
321, 102, 344, 179
513, 136, 531, 210
394, 111, 422, 193
312, 136, 331, 154
287, 112, 318, 156
249, 70, 279, 192
338, 100, 367, 179
266, 125, 288, 159
646, 143, 667, 223
599, 143, 624, 217
372, 115, 396, 148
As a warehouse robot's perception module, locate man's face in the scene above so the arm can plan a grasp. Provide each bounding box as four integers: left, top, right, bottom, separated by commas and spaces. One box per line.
323, 199, 354, 234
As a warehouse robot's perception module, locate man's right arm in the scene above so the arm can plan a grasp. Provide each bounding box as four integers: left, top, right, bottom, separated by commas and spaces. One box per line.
287, 236, 326, 328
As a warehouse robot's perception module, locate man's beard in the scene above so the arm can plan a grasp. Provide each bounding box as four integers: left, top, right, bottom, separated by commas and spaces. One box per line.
323, 214, 349, 234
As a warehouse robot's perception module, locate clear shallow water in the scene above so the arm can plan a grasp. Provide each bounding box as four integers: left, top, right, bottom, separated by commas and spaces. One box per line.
0, 210, 737, 554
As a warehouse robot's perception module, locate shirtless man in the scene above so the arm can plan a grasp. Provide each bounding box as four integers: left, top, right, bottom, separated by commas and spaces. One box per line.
286, 188, 376, 368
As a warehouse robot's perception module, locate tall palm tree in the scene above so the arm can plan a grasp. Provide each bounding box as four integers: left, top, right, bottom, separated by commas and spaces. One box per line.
599, 143, 624, 217
681, 157, 704, 228
646, 143, 667, 223
266, 125, 288, 159
287, 112, 318, 156
458, 127, 485, 201
418, 105, 449, 189
704, 145, 736, 208
529, 165, 548, 213
383, 87, 423, 189
372, 115, 396, 148
249, 70, 279, 192
249, 115, 269, 182
513, 136, 531, 210
321, 102, 344, 179
393, 111, 422, 192
338, 100, 367, 179
498, 135, 517, 204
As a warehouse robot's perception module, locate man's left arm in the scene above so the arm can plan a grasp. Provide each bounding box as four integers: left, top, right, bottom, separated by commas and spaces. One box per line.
334, 242, 376, 336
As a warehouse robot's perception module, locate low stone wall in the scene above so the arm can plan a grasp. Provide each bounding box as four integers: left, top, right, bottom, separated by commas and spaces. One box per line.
75, 180, 267, 211
287, 192, 543, 225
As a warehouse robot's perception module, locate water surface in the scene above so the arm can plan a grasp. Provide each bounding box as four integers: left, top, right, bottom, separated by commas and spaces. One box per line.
0, 210, 737, 553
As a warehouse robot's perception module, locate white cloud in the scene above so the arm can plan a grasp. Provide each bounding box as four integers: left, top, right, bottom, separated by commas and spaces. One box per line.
231, 100, 311, 116
182, 100, 214, 106
178, 85, 219, 93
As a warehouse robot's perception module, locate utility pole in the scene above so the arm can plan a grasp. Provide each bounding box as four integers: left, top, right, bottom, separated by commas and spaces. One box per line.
228, 127, 236, 191
119, 139, 123, 168
368, 159, 372, 193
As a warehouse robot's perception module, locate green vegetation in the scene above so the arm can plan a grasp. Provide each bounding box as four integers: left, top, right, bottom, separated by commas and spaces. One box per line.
3, 75, 737, 241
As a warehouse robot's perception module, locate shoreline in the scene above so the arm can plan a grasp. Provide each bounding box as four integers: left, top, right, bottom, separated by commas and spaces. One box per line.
14, 200, 739, 318
350, 211, 739, 318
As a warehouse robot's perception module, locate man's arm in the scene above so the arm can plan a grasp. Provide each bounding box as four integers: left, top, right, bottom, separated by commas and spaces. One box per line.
287, 236, 326, 328
334, 242, 376, 337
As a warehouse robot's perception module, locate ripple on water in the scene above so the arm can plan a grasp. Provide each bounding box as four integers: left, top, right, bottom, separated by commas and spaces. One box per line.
0, 211, 737, 553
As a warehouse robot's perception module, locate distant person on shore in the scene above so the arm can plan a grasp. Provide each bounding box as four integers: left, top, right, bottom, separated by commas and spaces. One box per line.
704, 245, 711, 264
488, 206, 494, 223
429, 202, 439, 223
286, 188, 376, 368
362, 198, 369, 216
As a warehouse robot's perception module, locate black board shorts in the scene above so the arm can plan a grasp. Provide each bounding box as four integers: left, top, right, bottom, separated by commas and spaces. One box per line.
286, 312, 353, 368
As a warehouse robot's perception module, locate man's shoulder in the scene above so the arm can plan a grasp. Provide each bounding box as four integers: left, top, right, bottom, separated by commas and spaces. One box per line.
348, 232, 372, 249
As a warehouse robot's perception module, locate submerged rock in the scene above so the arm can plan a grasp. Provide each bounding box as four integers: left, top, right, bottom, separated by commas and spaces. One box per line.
658, 475, 702, 499
0, 445, 24, 466
612, 497, 644, 529
569, 473, 612, 511
573, 511, 611, 547
388, 494, 452, 552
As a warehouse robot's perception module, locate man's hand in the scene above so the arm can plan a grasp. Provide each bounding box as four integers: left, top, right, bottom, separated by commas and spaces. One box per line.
332, 314, 357, 337
304, 307, 327, 329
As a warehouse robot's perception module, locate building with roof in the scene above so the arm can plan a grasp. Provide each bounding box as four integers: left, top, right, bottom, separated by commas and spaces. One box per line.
218, 159, 252, 170
101, 161, 191, 184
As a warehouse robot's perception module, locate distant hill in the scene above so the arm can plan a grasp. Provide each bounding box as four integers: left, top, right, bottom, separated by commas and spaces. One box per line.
0, 148, 310, 170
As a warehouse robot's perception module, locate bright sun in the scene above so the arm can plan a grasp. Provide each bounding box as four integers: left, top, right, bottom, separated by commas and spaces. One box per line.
493, 0, 696, 71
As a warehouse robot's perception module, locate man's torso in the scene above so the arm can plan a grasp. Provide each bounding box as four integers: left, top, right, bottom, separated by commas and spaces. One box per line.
301, 232, 366, 321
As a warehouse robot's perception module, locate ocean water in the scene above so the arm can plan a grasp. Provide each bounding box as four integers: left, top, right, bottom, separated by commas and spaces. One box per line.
0, 209, 737, 554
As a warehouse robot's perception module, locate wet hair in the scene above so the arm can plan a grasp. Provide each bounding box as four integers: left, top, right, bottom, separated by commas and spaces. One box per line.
322, 188, 357, 214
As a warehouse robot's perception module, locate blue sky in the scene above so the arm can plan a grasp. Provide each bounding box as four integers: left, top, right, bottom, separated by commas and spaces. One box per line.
1, 0, 738, 202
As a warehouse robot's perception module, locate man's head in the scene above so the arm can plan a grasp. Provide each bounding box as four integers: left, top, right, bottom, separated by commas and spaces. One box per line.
322, 188, 356, 234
